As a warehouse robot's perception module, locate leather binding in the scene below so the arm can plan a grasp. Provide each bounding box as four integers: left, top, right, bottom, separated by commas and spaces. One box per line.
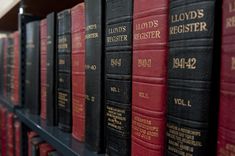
13, 31, 20, 105
40, 19, 47, 120
85, 0, 105, 152
25, 21, 41, 115
57, 9, 72, 132
31, 137, 45, 156
0, 107, 7, 156
167, 0, 221, 155
0, 39, 5, 95
46, 12, 57, 126
71, 3, 85, 141
14, 120, 22, 156
39, 143, 54, 156
18, 14, 40, 107
27, 131, 38, 156
6, 112, 14, 156
105, 0, 133, 155
132, 0, 168, 155
217, 0, 235, 155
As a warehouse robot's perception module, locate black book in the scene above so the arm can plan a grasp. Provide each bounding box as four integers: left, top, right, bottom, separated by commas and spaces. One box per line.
166, 0, 221, 155
46, 12, 57, 126
18, 13, 40, 106
31, 137, 44, 156
0, 39, 4, 95
57, 9, 72, 132
105, 0, 133, 155
85, 0, 105, 152
25, 21, 40, 115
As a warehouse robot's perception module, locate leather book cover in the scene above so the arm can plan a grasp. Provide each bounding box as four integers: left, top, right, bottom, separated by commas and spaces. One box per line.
40, 19, 47, 120
31, 137, 45, 156
132, 0, 168, 155
14, 120, 22, 156
85, 0, 105, 152
13, 31, 20, 105
7, 112, 14, 156
167, 0, 221, 155
71, 2, 85, 142
18, 14, 41, 107
0, 107, 7, 156
25, 21, 41, 115
105, 1, 133, 155
46, 12, 57, 126
57, 9, 72, 132
0, 39, 5, 95
217, 0, 235, 155
39, 143, 54, 156
27, 131, 38, 156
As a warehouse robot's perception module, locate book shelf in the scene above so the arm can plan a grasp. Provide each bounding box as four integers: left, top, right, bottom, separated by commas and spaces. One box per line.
0, 0, 104, 156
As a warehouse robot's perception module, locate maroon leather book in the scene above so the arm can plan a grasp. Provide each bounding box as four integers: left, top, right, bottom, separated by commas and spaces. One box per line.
217, 0, 235, 154
132, 0, 168, 155
14, 120, 21, 156
40, 19, 47, 120
27, 131, 38, 156
0, 107, 7, 156
7, 112, 14, 156
13, 31, 20, 105
71, 3, 85, 142
39, 143, 54, 156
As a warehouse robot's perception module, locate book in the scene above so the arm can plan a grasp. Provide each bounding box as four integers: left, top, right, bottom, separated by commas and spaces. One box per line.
0, 38, 5, 95
18, 14, 40, 106
39, 143, 54, 156
27, 131, 38, 156
57, 9, 72, 132
31, 137, 45, 156
3, 37, 8, 98
25, 21, 41, 115
71, 2, 85, 142
14, 120, 22, 156
13, 31, 20, 105
85, 0, 105, 152
105, 0, 133, 155
46, 12, 57, 126
6, 112, 14, 156
40, 18, 48, 120
132, 0, 168, 155
0, 107, 7, 156
166, 0, 221, 155
217, 0, 235, 155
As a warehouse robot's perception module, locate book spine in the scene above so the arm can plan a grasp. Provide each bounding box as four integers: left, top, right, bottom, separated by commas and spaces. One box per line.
105, 0, 133, 155
7, 36, 14, 102
217, 0, 235, 155
13, 31, 20, 105
7, 112, 14, 156
27, 131, 38, 156
71, 3, 85, 142
46, 12, 57, 126
132, 0, 168, 155
166, 0, 221, 155
25, 21, 41, 115
40, 19, 48, 120
85, 0, 105, 152
39, 144, 54, 156
1, 107, 7, 156
14, 120, 22, 156
57, 9, 72, 132
0, 39, 4, 95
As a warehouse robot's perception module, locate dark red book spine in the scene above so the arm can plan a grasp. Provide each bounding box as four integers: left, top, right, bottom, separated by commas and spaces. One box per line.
7, 112, 14, 156
0, 107, 7, 156
40, 19, 48, 120
39, 143, 54, 156
132, 0, 168, 155
27, 131, 38, 156
13, 31, 20, 105
14, 120, 21, 156
217, 0, 235, 155
71, 3, 85, 142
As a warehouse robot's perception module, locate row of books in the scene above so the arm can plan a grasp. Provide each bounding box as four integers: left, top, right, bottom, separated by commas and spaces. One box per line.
0, 106, 62, 156
0, 0, 234, 155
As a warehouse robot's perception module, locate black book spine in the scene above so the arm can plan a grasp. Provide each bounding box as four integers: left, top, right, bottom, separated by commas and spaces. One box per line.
105, 0, 133, 155
25, 21, 40, 115
85, 0, 105, 152
46, 12, 57, 126
0, 39, 4, 95
57, 9, 72, 132
166, 0, 221, 155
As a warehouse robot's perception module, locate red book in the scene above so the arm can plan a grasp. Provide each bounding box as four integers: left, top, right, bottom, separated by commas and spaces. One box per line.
27, 131, 38, 156
13, 31, 20, 105
71, 3, 85, 142
0, 107, 7, 156
14, 120, 21, 156
132, 0, 168, 155
7, 112, 14, 156
40, 19, 48, 120
39, 143, 54, 156
217, 0, 235, 155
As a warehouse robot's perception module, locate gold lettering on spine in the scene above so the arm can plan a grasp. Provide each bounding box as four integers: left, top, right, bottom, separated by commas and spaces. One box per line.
86, 24, 99, 39
173, 58, 197, 69
174, 98, 192, 107
133, 116, 159, 141
138, 59, 152, 68
111, 58, 122, 67
107, 26, 128, 43
58, 92, 68, 108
